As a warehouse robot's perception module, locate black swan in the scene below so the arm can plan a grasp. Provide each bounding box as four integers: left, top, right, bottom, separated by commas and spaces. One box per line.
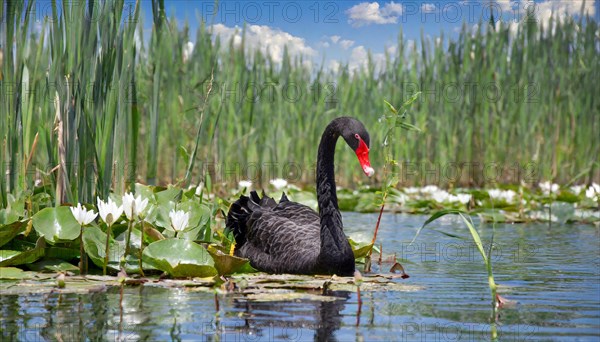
226, 117, 374, 276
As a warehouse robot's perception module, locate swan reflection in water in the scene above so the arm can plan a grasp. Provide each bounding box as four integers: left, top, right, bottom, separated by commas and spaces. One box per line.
210, 290, 352, 341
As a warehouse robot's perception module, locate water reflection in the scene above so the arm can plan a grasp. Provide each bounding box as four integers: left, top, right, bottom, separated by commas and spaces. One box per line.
215, 290, 351, 341
1, 215, 599, 341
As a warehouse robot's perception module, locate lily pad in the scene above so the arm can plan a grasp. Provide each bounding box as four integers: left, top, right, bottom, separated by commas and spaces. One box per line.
207, 245, 254, 275
348, 238, 376, 259
32, 206, 81, 243
0, 236, 46, 266
0, 267, 34, 280
0, 221, 27, 247
27, 259, 79, 273
0, 195, 24, 225
82, 226, 122, 271
143, 238, 217, 278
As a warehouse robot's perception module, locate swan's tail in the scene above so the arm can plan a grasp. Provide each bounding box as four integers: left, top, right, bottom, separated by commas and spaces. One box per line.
226, 191, 284, 247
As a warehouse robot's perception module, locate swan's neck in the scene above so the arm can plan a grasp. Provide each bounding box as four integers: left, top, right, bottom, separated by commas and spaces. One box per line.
316, 124, 354, 273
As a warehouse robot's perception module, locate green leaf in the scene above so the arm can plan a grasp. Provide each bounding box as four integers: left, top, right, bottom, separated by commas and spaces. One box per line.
458, 213, 488, 264
0, 236, 46, 266
0, 221, 27, 248
348, 237, 379, 259
207, 245, 253, 275
82, 226, 122, 271
32, 207, 81, 243
143, 238, 218, 278
27, 259, 79, 273
400, 91, 421, 108
0, 267, 34, 280
383, 99, 398, 114
395, 120, 422, 132
410, 209, 463, 244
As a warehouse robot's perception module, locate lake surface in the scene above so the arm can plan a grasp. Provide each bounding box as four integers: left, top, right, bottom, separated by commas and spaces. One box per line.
1, 213, 599, 341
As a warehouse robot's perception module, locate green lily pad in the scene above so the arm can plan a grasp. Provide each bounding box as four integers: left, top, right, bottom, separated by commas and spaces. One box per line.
0, 250, 21, 262
0, 221, 27, 247
348, 238, 376, 259
0, 237, 46, 266
32, 206, 81, 243
82, 226, 122, 271
0, 267, 34, 279
0, 195, 24, 225
207, 245, 254, 275
27, 259, 79, 273
143, 238, 217, 278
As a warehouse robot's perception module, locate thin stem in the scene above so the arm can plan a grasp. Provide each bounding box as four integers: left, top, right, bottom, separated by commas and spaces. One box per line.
104, 224, 112, 275
79, 225, 84, 275
139, 220, 145, 276
366, 195, 387, 272
124, 219, 134, 269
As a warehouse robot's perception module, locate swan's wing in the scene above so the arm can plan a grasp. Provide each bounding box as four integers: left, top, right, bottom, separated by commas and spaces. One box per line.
241, 204, 321, 274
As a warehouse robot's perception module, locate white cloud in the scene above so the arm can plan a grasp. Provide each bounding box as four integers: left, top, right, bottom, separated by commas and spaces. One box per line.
386, 45, 397, 56
182, 41, 194, 63
346, 2, 404, 27
328, 60, 341, 73
349, 46, 368, 72
348, 45, 389, 74
533, 0, 595, 30
421, 3, 437, 13
339, 39, 355, 50
330, 35, 341, 43
211, 24, 317, 64
493, 0, 595, 36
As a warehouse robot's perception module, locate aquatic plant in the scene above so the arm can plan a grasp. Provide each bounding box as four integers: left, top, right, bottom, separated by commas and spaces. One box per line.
365, 94, 421, 272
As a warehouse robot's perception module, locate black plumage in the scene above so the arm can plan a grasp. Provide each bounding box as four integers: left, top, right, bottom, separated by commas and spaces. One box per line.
226, 117, 372, 276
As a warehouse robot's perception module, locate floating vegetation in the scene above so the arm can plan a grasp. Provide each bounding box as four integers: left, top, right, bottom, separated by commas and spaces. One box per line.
0, 270, 421, 297
0, 180, 597, 286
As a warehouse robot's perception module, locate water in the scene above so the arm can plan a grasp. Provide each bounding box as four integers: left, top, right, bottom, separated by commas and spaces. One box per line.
1, 213, 599, 341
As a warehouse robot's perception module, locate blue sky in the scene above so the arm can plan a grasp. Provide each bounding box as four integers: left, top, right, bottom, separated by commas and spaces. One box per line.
140, 1, 598, 70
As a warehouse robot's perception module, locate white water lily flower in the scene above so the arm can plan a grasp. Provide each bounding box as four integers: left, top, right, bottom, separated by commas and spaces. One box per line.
403, 187, 420, 194
70, 203, 98, 226
488, 189, 517, 203
456, 194, 472, 205
421, 185, 439, 194
431, 190, 450, 203
97, 197, 123, 227
169, 209, 190, 232
122, 192, 149, 220
238, 180, 252, 189
270, 178, 288, 190
539, 181, 559, 195
570, 184, 585, 195
586, 183, 600, 201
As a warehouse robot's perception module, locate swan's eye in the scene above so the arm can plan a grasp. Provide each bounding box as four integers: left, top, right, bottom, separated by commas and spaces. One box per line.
355, 134, 360, 140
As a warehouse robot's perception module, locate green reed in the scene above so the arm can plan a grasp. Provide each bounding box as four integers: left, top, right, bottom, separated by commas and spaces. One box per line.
1, 1, 598, 207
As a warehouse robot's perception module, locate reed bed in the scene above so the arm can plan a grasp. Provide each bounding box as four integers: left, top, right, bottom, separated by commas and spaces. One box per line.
1, 0, 598, 206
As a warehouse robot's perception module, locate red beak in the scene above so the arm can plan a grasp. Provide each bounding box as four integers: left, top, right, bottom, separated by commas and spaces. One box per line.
356, 138, 374, 177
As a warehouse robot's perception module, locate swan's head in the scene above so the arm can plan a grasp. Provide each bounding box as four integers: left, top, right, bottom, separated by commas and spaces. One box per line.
339, 117, 374, 177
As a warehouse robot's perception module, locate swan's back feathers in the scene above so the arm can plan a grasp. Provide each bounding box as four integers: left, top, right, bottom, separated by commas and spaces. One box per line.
226, 191, 322, 274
